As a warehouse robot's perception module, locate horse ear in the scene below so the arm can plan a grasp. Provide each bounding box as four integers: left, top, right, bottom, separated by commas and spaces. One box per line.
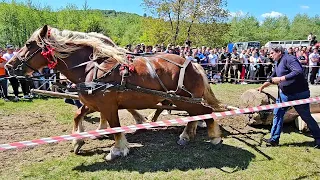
40, 25, 48, 38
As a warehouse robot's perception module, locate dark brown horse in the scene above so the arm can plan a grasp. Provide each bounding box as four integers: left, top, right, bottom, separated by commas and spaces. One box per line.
6, 25, 225, 161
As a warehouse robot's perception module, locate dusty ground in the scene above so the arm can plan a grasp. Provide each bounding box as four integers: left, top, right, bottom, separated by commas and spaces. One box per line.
0, 105, 255, 175
0, 84, 268, 176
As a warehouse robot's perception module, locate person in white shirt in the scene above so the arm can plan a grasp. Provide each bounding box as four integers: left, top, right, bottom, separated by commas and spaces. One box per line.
240, 49, 248, 83
208, 50, 218, 81
185, 51, 196, 62
308, 46, 319, 84
2, 45, 32, 101
2, 45, 19, 101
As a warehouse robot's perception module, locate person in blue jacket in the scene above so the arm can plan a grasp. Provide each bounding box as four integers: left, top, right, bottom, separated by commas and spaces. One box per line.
257, 45, 320, 149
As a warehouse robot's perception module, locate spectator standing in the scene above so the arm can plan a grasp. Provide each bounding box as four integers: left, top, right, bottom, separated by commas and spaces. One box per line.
221, 48, 231, 83
258, 49, 267, 80
249, 49, 260, 81
2, 45, 20, 101
0, 51, 8, 101
308, 46, 319, 84
230, 48, 241, 83
208, 49, 218, 80
287, 47, 294, 56
298, 48, 309, 80
218, 48, 227, 74
186, 51, 195, 62
264, 52, 274, 78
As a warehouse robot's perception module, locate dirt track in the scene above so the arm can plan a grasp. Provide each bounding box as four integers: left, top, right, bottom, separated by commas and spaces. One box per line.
0, 84, 268, 175
0, 104, 252, 175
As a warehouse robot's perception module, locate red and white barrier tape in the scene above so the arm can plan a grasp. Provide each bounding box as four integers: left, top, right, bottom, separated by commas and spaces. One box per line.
1, 96, 320, 151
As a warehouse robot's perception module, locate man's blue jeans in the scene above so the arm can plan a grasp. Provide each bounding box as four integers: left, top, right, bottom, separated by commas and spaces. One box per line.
270, 90, 320, 143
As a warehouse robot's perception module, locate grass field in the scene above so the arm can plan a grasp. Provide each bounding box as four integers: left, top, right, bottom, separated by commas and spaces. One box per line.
0, 84, 319, 180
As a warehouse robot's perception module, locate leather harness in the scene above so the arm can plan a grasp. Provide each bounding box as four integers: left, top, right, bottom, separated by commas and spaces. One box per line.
141, 56, 193, 97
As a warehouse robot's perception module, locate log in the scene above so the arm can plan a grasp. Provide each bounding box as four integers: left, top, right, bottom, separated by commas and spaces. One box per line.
240, 85, 320, 125
31, 89, 79, 100
296, 113, 320, 131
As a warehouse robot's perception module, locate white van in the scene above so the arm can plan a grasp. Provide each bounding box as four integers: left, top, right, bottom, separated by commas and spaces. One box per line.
265, 40, 311, 49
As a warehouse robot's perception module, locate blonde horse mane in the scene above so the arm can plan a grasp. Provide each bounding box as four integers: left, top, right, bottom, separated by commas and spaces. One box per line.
29, 26, 127, 64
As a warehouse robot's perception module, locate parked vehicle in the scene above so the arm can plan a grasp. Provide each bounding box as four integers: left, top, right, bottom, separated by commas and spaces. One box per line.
264, 40, 311, 49
233, 41, 260, 52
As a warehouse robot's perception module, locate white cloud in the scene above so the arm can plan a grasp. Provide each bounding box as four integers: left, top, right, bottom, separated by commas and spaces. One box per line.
300, 5, 309, 9
261, 11, 283, 18
229, 10, 245, 17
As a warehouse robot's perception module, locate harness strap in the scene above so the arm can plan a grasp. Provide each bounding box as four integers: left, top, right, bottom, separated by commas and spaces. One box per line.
93, 62, 99, 80
158, 56, 184, 68
177, 59, 191, 91
68, 61, 92, 70
142, 57, 169, 92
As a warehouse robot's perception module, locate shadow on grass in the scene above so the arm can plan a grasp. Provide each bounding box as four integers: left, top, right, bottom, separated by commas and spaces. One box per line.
281, 141, 316, 148
293, 171, 320, 180
73, 127, 256, 173
249, 122, 314, 140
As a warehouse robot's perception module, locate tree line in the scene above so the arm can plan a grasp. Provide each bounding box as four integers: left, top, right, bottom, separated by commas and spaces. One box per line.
0, 0, 319, 48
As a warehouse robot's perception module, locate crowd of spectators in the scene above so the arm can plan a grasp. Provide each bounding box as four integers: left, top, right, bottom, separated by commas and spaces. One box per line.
1, 39, 320, 102
126, 41, 320, 85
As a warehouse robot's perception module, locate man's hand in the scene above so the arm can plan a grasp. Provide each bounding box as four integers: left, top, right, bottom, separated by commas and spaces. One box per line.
257, 86, 264, 93
257, 82, 273, 93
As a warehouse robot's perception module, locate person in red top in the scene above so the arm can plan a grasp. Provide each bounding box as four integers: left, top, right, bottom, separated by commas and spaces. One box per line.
0, 50, 9, 101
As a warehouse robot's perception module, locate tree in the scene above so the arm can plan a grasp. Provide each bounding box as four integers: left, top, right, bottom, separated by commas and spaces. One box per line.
83, 0, 89, 11
224, 15, 260, 43
290, 14, 317, 40
142, 0, 228, 45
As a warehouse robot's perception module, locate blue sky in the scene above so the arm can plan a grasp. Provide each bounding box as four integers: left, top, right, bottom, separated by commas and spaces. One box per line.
15, 0, 320, 20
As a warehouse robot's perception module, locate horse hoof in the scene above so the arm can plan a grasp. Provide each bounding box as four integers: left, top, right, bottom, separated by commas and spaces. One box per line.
210, 138, 223, 150
73, 139, 85, 154
197, 121, 207, 128
210, 137, 222, 145
177, 139, 189, 146
105, 147, 129, 161
105, 152, 120, 161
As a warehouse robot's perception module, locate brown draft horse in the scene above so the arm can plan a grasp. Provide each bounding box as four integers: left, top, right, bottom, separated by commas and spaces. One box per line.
6, 25, 225, 161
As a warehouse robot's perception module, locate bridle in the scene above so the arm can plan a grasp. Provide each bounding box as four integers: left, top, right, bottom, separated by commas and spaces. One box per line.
14, 47, 43, 73
9, 30, 58, 74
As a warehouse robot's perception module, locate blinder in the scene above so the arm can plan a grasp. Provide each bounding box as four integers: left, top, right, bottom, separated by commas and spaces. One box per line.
13, 42, 56, 75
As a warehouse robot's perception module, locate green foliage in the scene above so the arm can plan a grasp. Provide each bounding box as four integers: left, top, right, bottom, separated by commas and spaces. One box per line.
0, 1, 319, 49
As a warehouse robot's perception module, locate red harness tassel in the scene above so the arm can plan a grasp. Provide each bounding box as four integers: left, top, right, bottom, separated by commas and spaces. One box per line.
41, 45, 57, 69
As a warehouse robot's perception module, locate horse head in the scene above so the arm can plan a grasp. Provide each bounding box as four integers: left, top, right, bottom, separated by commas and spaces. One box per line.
6, 25, 54, 77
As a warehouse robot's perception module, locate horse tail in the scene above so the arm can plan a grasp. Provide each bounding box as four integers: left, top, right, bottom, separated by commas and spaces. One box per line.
192, 63, 226, 112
